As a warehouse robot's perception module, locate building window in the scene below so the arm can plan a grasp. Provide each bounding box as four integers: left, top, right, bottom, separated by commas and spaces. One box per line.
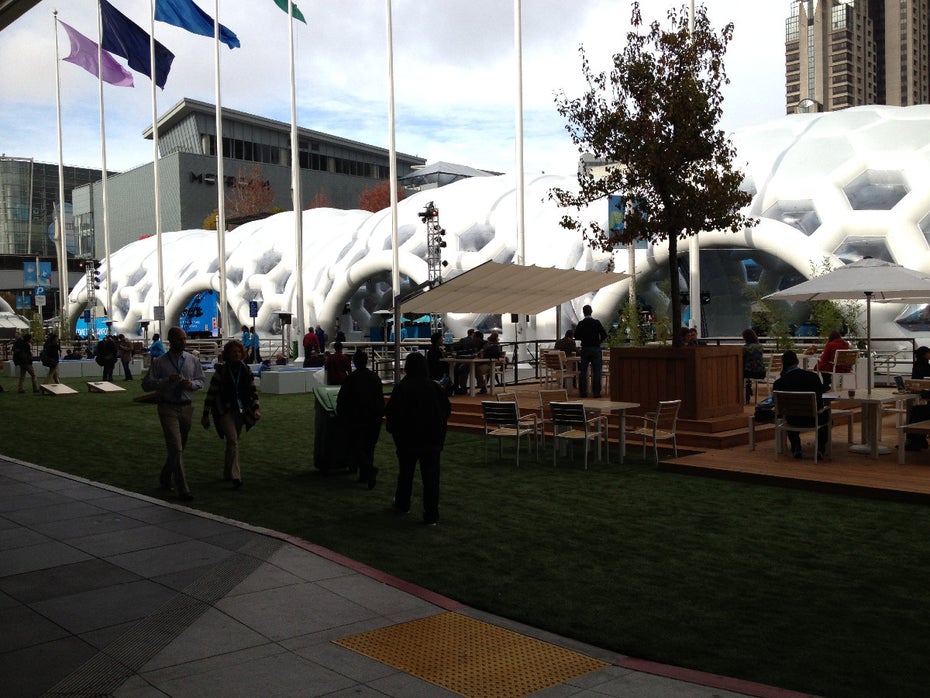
787, 16, 799, 42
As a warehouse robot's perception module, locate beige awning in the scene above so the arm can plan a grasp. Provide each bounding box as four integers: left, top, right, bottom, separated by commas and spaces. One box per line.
401, 261, 628, 315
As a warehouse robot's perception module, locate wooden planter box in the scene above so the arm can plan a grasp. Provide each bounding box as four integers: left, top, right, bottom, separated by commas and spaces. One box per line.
608, 345, 743, 420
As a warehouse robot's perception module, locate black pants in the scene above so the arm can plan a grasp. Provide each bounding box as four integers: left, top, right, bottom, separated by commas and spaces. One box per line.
786, 410, 830, 454
348, 422, 382, 479
393, 447, 440, 524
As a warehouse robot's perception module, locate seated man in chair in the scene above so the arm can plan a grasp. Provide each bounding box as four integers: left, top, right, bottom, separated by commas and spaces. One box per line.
773, 350, 830, 459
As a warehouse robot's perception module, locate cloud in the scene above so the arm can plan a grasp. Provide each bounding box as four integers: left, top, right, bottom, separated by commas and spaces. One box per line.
0, 0, 788, 175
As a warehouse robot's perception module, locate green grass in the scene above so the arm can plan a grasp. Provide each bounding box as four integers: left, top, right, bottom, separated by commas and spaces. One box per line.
3, 375, 930, 697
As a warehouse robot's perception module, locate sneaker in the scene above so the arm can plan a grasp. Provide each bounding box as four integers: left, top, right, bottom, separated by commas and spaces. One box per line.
179, 493, 194, 502
793, 450, 803, 459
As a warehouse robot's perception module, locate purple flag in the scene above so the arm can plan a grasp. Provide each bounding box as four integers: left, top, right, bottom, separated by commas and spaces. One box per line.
60, 19, 134, 87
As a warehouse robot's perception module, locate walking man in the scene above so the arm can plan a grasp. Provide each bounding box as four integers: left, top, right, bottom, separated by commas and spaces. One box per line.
337, 350, 385, 488
142, 327, 205, 501
574, 304, 607, 398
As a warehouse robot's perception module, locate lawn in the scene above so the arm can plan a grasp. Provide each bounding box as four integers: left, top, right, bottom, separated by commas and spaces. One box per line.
2, 374, 930, 698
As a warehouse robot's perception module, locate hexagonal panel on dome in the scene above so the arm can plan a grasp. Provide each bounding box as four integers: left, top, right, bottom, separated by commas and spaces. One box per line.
842, 170, 908, 210
832, 236, 894, 264
919, 212, 930, 246
760, 200, 820, 235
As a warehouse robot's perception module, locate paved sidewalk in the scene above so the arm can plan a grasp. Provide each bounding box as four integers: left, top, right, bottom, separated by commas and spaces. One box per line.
0, 457, 798, 697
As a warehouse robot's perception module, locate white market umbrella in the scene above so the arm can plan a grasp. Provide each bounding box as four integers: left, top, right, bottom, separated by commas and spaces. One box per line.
764, 258, 930, 393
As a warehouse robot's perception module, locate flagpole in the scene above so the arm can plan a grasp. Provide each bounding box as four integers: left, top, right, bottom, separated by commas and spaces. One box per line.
513, 0, 526, 359
687, 0, 701, 333
53, 11, 69, 338
214, 0, 228, 340
288, 0, 304, 360
150, 0, 165, 337
386, 0, 401, 383
97, 4, 113, 330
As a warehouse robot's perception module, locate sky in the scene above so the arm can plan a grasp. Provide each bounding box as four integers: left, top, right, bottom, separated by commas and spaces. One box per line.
0, 0, 789, 177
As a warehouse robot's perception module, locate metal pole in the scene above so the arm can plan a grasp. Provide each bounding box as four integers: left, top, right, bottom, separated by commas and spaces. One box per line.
386, 0, 401, 382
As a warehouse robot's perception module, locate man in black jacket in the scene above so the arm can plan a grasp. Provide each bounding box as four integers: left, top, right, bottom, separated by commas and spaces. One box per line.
574, 304, 608, 398
337, 350, 385, 488
772, 350, 830, 459
385, 352, 451, 525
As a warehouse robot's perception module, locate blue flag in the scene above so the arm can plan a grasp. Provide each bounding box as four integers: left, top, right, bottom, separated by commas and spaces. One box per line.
100, 0, 175, 89
155, 0, 240, 49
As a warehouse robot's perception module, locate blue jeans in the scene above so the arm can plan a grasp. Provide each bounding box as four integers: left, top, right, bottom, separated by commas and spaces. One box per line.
578, 346, 602, 398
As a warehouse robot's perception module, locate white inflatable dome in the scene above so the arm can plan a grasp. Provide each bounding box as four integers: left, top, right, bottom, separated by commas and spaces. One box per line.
68, 105, 930, 344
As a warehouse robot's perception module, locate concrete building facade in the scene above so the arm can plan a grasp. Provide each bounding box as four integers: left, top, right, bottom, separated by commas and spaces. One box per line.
72, 98, 426, 258
786, 0, 930, 113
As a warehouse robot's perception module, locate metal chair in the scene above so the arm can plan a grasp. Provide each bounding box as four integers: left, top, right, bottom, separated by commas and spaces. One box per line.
749, 354, 782, 404
820, 349, 858, 392
537, 389, 569, 449
542, 350, 573, 391
772, 390, 832, 463
625, 400, 681, 462
481, 401, 537, 467
497, 391, 541, 438
549, 401, 608, 469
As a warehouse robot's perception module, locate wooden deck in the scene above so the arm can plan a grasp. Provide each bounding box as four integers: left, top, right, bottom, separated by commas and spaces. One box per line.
449, 386, 930, 503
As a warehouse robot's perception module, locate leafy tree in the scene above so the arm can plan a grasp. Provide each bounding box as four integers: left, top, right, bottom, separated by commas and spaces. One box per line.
357, 180, 405, 212
226, 164, 275, 218
551, 2, 754, 345
202, 209, 218, 230
808, 258, 861, 338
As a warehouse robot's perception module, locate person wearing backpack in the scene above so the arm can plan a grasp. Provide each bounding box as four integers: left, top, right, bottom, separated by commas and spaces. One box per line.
96, 335, 118, 382
13, 332, 39, 393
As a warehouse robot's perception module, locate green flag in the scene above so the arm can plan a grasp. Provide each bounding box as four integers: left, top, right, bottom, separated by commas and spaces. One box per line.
272, 0, 306, 23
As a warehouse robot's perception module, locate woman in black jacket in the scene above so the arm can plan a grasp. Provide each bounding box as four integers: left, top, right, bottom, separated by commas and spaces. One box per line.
42, 333, 61, 384
201, 340, 261, 488
385, 352, 451, 525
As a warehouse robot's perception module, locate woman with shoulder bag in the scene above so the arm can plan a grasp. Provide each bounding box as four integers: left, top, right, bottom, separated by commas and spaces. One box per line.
201, 339, 261, 489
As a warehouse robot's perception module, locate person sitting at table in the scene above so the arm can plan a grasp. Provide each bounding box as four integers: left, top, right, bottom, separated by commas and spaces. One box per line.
476, 331, 503, 394
742, 328, 766, 404
451, 329, 478, 395
773, 350, 830, 459
426, 331, 450, 389
904, 346, 930, 451
553, 329, 577, 356
816, 330, 850, 388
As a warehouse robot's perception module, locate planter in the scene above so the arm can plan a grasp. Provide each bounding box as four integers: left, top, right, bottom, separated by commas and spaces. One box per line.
608, 345, 743, 420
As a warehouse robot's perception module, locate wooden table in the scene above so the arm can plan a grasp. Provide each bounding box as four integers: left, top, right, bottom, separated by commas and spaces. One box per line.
572, 398, 640, 464
829, 389, 917, 458
442, 357, 493, 397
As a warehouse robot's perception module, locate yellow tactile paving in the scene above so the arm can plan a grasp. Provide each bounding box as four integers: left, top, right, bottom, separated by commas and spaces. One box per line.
333, 611, 609, 697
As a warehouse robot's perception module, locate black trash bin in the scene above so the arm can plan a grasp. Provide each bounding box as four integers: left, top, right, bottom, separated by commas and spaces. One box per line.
313, 386, 349, 472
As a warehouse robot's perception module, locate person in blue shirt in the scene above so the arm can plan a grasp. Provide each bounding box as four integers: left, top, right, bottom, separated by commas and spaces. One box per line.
240, 324, 252, 356
249, 326, 262, 363
148, 333, 166, 360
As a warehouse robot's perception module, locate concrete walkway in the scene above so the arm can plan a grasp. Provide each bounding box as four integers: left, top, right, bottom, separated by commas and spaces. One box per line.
0, 457, 802, 697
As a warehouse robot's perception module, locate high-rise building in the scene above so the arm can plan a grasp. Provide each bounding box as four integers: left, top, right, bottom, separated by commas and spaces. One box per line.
785, 0, 930, 113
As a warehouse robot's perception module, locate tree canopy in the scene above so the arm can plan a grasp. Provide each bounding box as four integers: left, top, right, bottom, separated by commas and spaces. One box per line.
551, 2, 754, 343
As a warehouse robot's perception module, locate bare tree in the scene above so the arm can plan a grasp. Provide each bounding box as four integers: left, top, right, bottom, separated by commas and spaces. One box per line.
226, 164, 275, 218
